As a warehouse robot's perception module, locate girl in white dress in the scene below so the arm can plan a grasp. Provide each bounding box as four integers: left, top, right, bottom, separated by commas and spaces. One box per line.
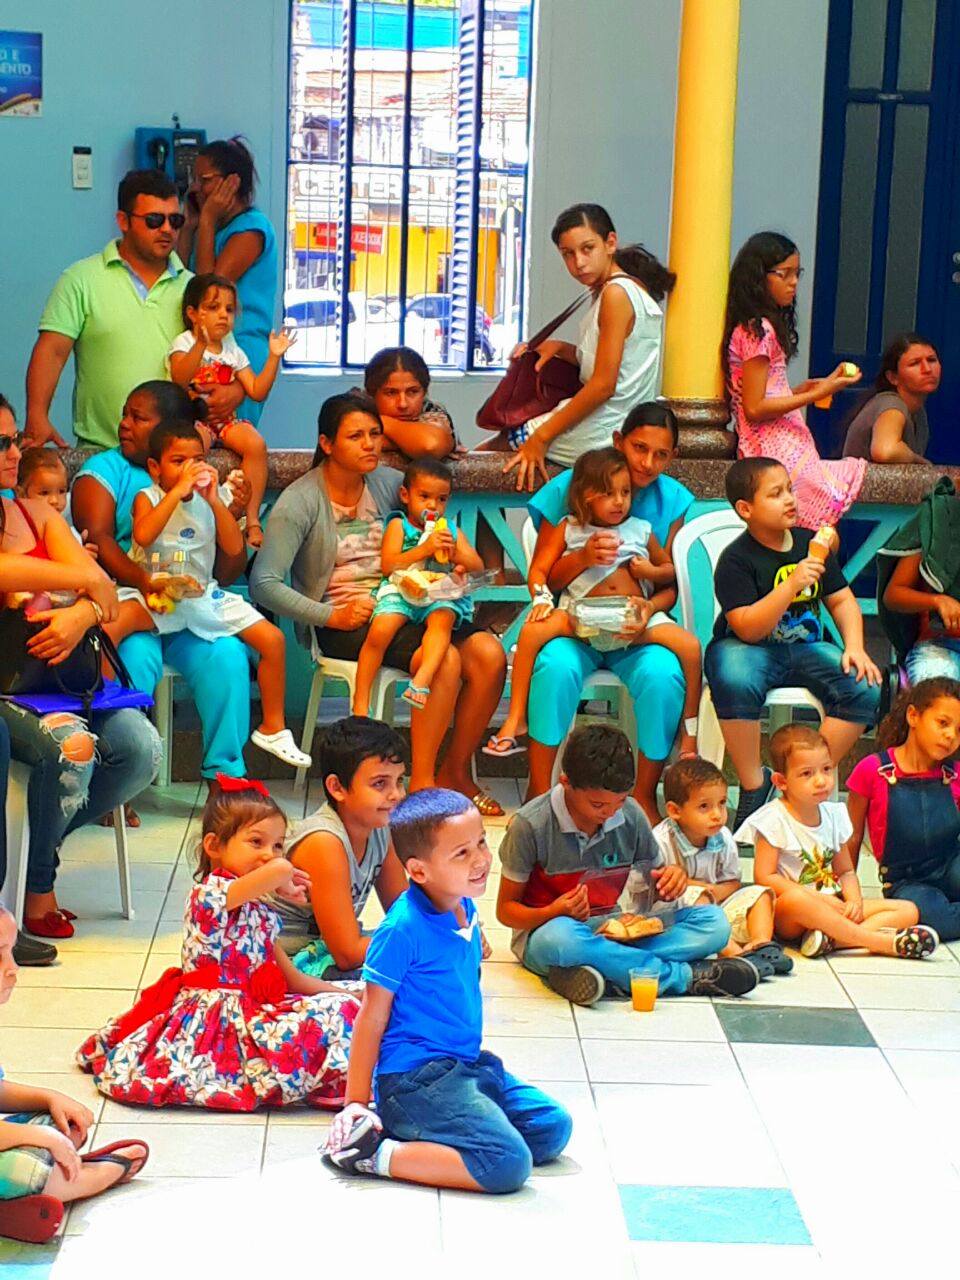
485, 447, 701, 758
103, 420, 310, 769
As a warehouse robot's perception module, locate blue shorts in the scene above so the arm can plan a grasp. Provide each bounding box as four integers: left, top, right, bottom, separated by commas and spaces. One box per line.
371, 591, 473, 629
704, 638, 879, 724
376, 1051, 571, 1194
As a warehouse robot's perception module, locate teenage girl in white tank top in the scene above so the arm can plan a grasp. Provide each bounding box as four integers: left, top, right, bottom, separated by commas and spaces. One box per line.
504, 203, 675, 490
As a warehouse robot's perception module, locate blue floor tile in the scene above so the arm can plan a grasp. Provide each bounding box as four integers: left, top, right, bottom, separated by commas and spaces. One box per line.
618, 1185, 812, 1245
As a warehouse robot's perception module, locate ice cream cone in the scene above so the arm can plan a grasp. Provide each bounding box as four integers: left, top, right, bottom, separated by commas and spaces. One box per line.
809, 524, 838, 562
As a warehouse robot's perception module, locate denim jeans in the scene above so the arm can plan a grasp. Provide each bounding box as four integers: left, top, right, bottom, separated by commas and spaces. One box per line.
522, 905, 731, 997
704, 638, 879, 723
0, 703, 160, 895
904, 637, 960, 685
377, 1051, 572, 1194
527, 636, 685, 758
120, 629, 250, 778
888, 852, 960, 942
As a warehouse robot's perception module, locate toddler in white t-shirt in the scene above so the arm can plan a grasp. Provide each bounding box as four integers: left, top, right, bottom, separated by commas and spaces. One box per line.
167, 272, 295, 548
736, 724, 938, 960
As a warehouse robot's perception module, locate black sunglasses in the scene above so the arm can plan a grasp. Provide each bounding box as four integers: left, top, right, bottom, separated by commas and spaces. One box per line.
0, 432, 26, 453
129, 211, 186, 230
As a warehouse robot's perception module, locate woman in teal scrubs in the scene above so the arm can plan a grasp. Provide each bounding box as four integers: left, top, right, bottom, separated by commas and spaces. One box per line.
179, 138, 278, 425
525, 403, 693, 824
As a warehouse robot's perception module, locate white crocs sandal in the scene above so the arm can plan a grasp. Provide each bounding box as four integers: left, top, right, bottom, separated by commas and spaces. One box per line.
251, 729, 312, 769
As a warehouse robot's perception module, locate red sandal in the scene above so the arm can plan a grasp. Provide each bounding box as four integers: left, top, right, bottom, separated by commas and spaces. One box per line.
23, 911, 74, 939
0, 1193, 64, 1244
83, 1139, 150, 1184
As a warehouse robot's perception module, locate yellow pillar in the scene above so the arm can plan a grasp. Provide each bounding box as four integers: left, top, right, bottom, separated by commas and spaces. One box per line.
662, 0, 740, 413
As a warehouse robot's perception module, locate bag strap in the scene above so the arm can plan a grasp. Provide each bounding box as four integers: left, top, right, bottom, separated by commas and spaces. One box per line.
526, 291, 592, 350
100, 630, 134, 689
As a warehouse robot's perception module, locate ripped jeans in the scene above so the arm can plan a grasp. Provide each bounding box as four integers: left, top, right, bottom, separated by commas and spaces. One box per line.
0, 704, 161, 896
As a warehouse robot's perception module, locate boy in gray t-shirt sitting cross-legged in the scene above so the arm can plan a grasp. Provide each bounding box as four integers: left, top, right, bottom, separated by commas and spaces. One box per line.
495, 725, 760, 1006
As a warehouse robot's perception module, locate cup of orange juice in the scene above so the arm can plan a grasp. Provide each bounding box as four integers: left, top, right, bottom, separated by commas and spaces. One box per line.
629, 970, 658, 1012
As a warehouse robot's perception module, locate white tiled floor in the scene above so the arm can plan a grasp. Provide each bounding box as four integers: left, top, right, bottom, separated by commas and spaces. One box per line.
1, 777, 959, 1277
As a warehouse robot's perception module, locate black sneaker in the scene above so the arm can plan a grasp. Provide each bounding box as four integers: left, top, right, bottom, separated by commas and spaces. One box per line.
688, 957, 759, 997
13, 932, 57, 967
545, 964, 605, 1007
733, 766, 775, 832
320, 1112, 384, 1177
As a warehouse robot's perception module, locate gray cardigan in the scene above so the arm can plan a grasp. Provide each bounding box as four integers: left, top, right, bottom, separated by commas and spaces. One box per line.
249, 463, 402, 646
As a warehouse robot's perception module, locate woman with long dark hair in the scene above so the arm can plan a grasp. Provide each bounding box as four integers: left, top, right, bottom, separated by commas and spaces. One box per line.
362, 347, 455, 458
250, 393, 507, 816
722, 231, 866, 528
501, 203, 675, 490
178, 138, 277, 425
841, 333, 940, 463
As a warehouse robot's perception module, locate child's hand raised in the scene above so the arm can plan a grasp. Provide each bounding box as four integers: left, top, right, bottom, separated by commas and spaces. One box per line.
274, 863, 312, 906
425, 527, 456, 560
172, 459, 210, 500
269, 328, 297, 357
583, 530, 621, 567
193, 463, 220, 504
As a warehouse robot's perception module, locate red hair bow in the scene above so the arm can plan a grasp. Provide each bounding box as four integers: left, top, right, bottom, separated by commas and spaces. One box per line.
215, 773, 270, 798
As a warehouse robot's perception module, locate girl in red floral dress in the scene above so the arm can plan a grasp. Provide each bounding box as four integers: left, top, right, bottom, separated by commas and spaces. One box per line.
77, 780, 360, 1111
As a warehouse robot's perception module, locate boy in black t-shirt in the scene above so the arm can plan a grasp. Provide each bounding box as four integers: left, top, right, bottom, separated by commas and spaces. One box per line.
704, 458, 881, 828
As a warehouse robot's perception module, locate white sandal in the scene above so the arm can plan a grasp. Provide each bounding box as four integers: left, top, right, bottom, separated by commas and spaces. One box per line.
250, 728, 312, 769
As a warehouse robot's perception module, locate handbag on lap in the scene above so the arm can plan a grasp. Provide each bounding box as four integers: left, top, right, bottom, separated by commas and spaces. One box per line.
0, 602, 135, 719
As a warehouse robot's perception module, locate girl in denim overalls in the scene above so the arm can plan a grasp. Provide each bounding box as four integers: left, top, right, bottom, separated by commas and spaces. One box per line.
847, 677, 960, 941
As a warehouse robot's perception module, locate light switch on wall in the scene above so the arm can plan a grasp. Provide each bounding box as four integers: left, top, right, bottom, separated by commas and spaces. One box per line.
72, 147, 92, 190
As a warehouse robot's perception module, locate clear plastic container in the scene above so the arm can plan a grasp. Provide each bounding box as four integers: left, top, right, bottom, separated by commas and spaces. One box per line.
568, 595, 642, 639
147, 551, 206, 600
619, 861, 677, 928
390, 568, 498, 606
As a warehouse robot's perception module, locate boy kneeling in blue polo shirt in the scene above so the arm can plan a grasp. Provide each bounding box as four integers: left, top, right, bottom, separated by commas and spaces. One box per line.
323, 789, 572, 1193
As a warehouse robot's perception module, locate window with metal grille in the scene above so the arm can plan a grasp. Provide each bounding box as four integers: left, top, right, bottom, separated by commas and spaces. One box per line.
286, 0, 533, 370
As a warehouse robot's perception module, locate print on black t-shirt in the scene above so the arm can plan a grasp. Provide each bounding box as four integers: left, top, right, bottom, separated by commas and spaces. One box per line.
712, 528, 847, 644
769, 562, 822, 643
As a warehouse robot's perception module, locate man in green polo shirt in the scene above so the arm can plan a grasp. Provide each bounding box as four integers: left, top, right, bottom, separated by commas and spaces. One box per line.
24, 170, 242, 450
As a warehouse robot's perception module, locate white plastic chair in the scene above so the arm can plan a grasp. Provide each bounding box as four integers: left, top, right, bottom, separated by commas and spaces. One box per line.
671, 508, 827, 768
295, 636, 408, 794
152, 664, 177, 788
519, 519, 638, 779
3, 760, 133, 924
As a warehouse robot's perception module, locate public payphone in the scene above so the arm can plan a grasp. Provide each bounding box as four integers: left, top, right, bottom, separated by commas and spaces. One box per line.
134, 117, 206, 195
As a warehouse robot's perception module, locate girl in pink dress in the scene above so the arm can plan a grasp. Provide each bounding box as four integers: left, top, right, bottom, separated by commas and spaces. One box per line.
722, 231, 867, 529
77, 779, 360, 1111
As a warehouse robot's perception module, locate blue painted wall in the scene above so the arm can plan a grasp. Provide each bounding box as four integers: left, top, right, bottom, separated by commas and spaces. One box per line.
0, 0, 829, 452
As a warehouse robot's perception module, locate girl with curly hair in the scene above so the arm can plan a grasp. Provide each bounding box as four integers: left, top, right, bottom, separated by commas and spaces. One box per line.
722, 231, 866, 529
